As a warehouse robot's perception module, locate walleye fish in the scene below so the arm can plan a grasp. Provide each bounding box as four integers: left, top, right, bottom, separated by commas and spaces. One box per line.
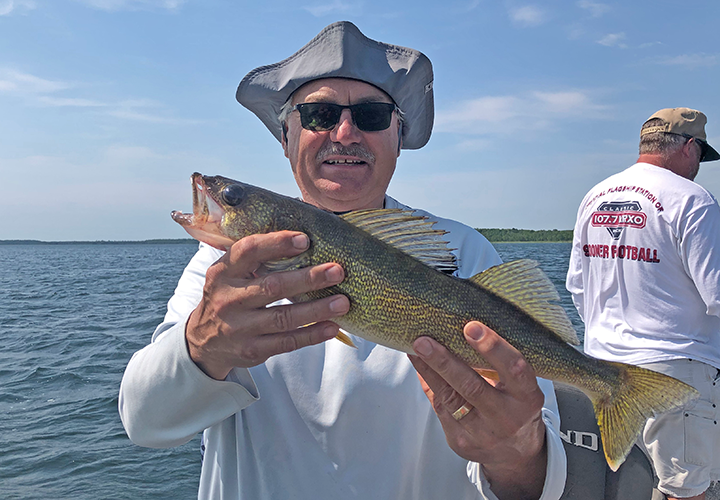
172, 172, 699, 471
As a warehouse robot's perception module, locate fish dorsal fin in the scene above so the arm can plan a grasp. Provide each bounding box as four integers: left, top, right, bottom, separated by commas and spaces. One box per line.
340, 209, 458, 274
469, 259, 580, 345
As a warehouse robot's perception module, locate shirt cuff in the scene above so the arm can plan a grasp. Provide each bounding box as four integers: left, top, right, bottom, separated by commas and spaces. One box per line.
466, 409, 567, 500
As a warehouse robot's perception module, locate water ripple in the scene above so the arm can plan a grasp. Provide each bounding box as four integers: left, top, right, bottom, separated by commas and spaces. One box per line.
0, 243, 201, 500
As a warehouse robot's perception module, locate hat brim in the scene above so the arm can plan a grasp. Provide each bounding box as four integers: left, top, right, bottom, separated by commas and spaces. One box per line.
702, 143, 720, 162
235, 21, 434, 150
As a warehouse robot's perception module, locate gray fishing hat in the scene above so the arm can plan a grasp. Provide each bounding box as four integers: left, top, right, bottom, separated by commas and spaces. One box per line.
235, 21, 434, 150
641, 107, 719, 162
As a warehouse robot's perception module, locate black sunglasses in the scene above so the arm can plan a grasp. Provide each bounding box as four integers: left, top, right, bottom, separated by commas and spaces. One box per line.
683, 135, 709, 162
696, 139, 709, 162
293, 102, 398, 132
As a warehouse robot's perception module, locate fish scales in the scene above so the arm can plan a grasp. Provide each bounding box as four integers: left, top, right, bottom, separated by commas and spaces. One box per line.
304, 211, 604, 383
172, 173, 700, 472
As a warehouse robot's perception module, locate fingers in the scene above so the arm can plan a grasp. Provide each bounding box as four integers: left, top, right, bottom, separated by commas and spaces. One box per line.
250, 320, 343, 362
410, 337, 492, 424
236, 262, 345, 311
409, 323, 549, 499
241, 294, 350, 335
221, 231, 311, 278
187, 230, 352, 379
211, 231, 345, 310
462, 321, 538, 397
410, 323, 540, 417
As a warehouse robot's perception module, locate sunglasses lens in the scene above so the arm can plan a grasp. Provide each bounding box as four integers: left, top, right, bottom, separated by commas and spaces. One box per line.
297, 103, 341, 131
352, 103, 395, 131
296, 102, 396, 132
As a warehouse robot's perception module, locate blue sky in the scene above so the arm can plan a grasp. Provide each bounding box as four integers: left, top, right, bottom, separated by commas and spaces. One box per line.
1, 0, 719, 241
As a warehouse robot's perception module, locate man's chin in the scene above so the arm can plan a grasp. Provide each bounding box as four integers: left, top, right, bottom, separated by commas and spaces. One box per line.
310, 185, 377, 211
315, 176, 367, 197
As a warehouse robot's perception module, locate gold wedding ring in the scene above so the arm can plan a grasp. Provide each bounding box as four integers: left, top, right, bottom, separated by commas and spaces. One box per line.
452, 403, 472, 421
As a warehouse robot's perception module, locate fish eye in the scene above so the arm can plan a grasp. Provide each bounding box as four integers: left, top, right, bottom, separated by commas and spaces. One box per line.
221, 184, 245, 206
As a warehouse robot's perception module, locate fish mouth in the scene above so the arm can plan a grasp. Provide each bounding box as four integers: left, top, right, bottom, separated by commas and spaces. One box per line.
171, 173, 212, 226
171, 173, 234, 250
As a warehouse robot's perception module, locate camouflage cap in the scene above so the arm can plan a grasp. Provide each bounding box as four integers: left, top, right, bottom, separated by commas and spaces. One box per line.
641, 107, 719, 162
235, 21, 434, 150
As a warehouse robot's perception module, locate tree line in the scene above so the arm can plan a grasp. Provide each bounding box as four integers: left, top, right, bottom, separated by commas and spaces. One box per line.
476, 228, 573, 242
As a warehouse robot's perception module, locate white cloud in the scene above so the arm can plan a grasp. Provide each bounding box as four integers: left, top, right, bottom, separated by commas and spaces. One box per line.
117, 98, 162, 108
654, 53, 718, 69
452, 0, 481, 13
435, 89, 608, 135
509, 5, 547, 27
532, 91, 599, 113
37, 96, 107, 107
455, 138, 493, 151
639, 41, 663, 49
0, 69, 73, 94
74, 0, 186, 11
597, 32, 627, 48
106, 99, 203, 124
566, 23, 585, 40
102, 144, 171, 162
0, 0, 36, 16
576, 0, 610, 17
107, 108, 203, 124
303, 0, 359, 17
0, 68, 201, 124
438, 96, 523, 125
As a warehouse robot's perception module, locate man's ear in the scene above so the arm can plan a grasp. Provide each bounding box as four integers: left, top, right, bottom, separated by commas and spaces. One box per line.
396, 121, 403, 157
281, 122, 289, 158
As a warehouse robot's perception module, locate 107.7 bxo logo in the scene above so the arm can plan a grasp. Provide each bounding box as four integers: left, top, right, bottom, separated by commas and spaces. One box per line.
591, 201, 646, 240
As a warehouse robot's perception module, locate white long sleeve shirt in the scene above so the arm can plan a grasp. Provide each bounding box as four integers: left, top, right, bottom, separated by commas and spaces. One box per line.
120, 196, 567, 500
567, 163, 720, 369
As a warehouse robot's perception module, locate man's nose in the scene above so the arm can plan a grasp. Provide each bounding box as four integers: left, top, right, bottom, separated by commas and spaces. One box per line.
331, 109, 362, 145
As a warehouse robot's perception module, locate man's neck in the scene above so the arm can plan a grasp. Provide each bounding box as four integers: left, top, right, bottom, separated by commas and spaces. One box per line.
636, 153, 665, 168
637, 153, 696, 181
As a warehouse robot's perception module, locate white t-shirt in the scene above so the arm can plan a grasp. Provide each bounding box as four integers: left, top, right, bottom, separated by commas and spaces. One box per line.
566, 163, 720, 368
120, 196, 567, 500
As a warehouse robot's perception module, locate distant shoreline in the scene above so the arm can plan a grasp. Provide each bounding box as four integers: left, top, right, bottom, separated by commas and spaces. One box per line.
0, 229, 573, 245
476, 228, 573, 243
0, 239, 197, 245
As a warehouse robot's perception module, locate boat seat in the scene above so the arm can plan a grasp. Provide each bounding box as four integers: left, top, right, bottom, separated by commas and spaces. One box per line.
555, 382, 657, 500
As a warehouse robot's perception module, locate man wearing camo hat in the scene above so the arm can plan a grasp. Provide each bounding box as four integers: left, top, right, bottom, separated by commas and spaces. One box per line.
567, 108, 720, 500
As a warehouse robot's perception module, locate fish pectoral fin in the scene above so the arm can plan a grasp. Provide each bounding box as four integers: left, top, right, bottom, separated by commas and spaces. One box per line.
264, 253, 312, 273
469, 259, 580, 345
340, 209, 458, 274
473, 368, 500, 384
300, 323, 357, 349
334, 330, 357, 348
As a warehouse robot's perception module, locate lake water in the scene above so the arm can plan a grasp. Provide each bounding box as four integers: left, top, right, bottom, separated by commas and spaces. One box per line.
0, 242, 582, 499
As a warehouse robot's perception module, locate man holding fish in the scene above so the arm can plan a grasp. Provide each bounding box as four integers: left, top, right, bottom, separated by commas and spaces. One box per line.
120, 21, 568, 499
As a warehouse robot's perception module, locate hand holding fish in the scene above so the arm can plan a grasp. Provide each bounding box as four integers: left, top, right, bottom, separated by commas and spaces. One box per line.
185, 231, 350, 380
409, 322, 546, 500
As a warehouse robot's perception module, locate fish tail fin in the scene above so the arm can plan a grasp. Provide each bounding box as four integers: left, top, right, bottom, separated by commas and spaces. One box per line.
590, 362, 699, 471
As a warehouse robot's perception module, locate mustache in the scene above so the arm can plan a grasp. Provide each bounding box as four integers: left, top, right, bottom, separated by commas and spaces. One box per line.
316, 142, 375, 163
